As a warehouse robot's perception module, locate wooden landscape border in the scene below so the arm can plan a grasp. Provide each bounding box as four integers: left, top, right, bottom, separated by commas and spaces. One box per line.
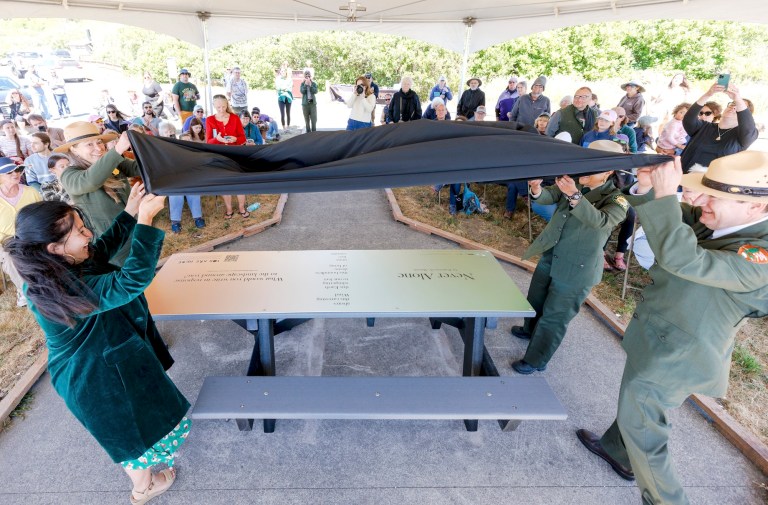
385, 188, 768, 476
0, 193, 288, 427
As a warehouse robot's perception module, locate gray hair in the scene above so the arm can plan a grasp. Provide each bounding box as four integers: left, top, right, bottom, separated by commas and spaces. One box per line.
400, 76, 414, 89
560, 95, 573, 107
158, 121, 177, 137
431, 97, 445, 108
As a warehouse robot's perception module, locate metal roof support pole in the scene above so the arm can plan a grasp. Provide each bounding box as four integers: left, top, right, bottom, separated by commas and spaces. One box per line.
459, 17, 475, 99
198, 11, 213, 113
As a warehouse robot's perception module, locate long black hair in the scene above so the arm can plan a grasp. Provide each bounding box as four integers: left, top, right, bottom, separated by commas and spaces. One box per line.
3, 201, 97, 327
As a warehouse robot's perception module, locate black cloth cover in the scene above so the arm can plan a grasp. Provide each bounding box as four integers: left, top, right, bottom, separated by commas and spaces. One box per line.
128, 120, 670, 196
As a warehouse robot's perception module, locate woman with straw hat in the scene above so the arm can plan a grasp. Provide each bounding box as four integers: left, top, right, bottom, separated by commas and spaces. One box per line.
54, 121, 142, 265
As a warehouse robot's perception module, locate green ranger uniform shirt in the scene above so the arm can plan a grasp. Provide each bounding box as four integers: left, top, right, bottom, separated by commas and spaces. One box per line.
524, 179, 629, 287
624, 194, 768, 397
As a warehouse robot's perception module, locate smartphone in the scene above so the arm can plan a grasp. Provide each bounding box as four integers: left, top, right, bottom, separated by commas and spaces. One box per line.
716, 73, 730, 89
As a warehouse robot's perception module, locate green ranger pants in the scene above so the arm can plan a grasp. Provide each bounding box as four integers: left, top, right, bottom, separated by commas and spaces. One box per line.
522, 251, 591, 368
600, 361, 691, 505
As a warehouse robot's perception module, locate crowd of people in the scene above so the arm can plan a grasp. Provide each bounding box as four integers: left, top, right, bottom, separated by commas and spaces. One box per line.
0, 63, 766, 505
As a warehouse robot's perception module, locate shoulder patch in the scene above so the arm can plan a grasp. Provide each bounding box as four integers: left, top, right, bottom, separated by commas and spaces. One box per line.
737, 244, 768, 264
612, 195, 629, 210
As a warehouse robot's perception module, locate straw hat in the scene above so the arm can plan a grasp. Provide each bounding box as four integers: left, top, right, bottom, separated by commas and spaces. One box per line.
53, 121, 118, 153
680, 151, 768, 203
588, 139, 625, 154
466, 77, 482, 87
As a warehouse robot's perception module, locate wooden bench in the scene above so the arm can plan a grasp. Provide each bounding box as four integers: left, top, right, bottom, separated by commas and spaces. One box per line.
191, 376, 567, 432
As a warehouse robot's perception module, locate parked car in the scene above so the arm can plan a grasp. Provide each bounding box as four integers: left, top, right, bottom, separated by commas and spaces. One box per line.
52, 58, 89, 82
0, 74, 35, 119
50, 49, 72, 59
8, 51, 43, 79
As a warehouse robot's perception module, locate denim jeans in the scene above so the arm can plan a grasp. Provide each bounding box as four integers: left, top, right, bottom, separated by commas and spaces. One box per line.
169, 195, 203, 221
346, 118, 372, 130
531, 202, 556, 222
504, 181, 529, 212
449, 183, 463, 208
53, 94, 70, 116
267, 120, 279, 139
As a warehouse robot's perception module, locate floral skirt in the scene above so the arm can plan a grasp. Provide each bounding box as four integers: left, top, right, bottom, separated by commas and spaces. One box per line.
120, 417, 192, 470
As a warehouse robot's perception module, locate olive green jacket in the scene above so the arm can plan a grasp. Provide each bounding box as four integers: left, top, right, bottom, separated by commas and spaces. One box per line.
29, 212, 189, 463
524, 180, 629, 286
60, 149, 140, 265
623, 195, 768, 397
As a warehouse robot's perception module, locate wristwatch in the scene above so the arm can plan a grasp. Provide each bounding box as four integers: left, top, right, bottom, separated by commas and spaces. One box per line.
566, 191, 582, 203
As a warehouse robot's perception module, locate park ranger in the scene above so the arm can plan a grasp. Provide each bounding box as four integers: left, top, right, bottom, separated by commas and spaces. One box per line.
510, 140, 630, 374
577, 151, 768, 505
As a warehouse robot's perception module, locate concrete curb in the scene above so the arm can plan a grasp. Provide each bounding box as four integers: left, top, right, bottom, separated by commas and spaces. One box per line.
0, 193, 288, 428
385, 187, 768, 476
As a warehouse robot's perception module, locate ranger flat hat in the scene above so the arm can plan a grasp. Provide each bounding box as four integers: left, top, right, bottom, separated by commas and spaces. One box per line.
680, 151, 768, 203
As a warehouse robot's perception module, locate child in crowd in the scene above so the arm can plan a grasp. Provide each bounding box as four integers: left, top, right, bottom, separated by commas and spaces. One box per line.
633, 115, 657, 152
40, 153, 72, 204
534, 113, 550, 135
581, 110, 618, 147
655, 103, 690, 156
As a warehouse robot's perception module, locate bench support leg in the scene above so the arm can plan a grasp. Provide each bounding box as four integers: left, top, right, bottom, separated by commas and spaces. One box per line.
235, 419, 254, 431
274, 318, 311, 335
258, 318, 277, 433
461, 316, 486, 432
366, 318, 375, 327
232, 318, 278, 432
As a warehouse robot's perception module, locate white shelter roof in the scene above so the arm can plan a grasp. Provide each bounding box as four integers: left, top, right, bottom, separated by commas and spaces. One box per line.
5, 0, 768, 53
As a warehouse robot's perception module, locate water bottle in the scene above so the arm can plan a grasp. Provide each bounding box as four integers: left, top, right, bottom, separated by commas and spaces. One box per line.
246, 202, 261, 212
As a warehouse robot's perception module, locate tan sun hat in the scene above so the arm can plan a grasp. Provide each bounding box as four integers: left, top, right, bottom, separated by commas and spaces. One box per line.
53, 121, 118, 153
680, 151, 768, 203
588, 139, 625, 154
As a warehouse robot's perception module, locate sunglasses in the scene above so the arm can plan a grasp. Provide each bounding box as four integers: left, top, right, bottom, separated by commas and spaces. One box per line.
5, 166, 24, 174
107, 110, 117, 114
699, 111, 713, 116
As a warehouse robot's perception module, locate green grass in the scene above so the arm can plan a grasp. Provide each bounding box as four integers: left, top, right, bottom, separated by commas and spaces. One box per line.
733, 344, 763, 377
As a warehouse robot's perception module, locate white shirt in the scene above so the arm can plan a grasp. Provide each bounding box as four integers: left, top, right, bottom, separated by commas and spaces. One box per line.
711, 214, 768, 239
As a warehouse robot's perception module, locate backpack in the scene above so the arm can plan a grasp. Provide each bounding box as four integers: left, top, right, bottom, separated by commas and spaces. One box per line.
462, 185, 483, 215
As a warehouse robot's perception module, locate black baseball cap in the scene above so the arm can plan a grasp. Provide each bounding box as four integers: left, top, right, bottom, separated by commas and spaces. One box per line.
364, 72, 372, 79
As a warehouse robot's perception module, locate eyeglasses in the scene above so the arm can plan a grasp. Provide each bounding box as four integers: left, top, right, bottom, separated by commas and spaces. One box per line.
195, 110, 204, 113
699, 111, 713, 116
574, 94, 590, 100
107, 110, 117, 114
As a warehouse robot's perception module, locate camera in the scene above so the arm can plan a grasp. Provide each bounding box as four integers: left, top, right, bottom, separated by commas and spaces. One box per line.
356, 84, 364, 95
38, 125, 46, 132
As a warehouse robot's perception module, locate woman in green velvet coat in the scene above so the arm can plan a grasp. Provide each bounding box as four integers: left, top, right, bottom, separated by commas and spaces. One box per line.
4, 186, 190, 505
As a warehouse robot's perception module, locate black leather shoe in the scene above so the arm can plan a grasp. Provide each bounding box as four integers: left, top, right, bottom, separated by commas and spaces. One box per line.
510, 325, 531, 340
576, 429, 635, 481
511, 359, 546, 374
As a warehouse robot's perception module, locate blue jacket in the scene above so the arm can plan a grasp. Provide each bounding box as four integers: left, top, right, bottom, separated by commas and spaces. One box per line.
429, 84, 453, 103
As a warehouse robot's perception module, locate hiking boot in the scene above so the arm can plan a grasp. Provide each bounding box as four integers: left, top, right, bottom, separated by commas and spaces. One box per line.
171, 221, 182, 234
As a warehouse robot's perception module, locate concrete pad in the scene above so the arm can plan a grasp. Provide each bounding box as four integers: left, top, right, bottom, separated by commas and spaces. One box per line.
0, 189, 765, 504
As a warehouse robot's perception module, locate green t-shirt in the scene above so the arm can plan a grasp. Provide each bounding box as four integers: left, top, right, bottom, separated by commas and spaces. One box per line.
171, 81, 200, 112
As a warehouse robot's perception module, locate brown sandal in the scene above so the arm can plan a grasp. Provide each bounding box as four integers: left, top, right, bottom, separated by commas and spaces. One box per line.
239, 210, 250, 218
224, 211, 234, 220
130, 468, 176, 505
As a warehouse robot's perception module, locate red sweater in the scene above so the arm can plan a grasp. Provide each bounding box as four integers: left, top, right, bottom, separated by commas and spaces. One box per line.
205, 114, 246, 145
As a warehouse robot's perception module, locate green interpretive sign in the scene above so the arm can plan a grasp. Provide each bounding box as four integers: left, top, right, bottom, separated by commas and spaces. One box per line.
146, 249, 534, 320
